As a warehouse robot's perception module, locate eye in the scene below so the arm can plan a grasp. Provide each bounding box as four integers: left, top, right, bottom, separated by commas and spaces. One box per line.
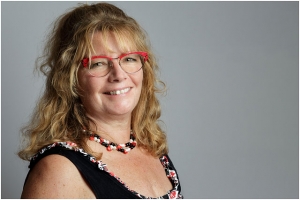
126, 57, 137, 62
90, 60, 109, 69
122, 54, 140, 63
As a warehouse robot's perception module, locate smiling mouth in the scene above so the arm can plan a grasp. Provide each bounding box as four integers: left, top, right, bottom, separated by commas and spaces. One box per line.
104, 87, 131, 95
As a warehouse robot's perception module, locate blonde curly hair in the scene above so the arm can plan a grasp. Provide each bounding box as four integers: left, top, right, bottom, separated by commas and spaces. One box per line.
18, 2, 168, 160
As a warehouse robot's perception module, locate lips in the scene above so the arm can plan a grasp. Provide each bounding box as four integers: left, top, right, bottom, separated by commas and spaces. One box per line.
104, 87, 131, 95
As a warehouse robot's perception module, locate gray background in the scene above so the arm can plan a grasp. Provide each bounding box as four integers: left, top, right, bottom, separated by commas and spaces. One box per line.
2, 1, 298, 199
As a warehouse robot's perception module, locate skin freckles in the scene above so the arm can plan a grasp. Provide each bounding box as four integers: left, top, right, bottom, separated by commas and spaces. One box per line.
21, 155, 95, 198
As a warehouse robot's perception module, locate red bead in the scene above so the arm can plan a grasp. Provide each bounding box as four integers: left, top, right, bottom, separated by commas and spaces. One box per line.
89, 136, 94, 141
107, 146, 112, 151
117, 145, 122, 150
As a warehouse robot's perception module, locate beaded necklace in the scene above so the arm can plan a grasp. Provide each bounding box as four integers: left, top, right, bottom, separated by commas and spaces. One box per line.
83, 129, 137, 154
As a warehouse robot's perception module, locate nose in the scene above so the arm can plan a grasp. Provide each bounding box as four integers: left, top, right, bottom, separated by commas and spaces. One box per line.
107, 59, 127, 82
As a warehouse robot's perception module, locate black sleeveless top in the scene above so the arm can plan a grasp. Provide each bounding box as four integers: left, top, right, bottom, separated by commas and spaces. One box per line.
25, 142, 183, 199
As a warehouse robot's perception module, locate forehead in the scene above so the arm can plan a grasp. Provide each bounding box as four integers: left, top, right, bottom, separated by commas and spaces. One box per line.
90, 31, 137, 55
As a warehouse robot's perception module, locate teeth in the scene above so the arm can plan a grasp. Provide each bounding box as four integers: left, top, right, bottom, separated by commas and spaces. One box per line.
109, 88, 130, 95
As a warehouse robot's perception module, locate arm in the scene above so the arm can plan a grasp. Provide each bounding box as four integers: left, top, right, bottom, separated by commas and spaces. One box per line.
21, 154, 95, 199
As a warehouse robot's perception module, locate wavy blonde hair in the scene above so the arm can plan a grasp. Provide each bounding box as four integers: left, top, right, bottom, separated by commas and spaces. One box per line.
18, 2, 168, 160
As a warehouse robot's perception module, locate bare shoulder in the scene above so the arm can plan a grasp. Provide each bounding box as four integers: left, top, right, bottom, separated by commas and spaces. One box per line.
21, 154, 95, 199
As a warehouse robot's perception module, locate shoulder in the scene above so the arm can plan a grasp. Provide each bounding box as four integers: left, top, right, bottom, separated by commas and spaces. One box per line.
21, 154, 95, 198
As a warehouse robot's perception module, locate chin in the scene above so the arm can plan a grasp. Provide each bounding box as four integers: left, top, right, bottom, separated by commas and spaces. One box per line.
105, 105, 135, 116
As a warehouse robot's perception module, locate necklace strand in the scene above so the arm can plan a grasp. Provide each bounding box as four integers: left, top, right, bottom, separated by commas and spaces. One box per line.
83, 129, 137, 154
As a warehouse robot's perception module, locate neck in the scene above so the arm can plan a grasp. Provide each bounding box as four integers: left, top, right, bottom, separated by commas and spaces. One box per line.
87, 114, 132, 144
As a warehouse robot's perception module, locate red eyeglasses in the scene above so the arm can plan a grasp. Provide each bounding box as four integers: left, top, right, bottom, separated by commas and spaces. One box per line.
81, 51, 148, 77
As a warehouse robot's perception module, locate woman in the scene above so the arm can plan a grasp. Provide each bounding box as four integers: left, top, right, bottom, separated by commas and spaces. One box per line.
19, 2, 183, 199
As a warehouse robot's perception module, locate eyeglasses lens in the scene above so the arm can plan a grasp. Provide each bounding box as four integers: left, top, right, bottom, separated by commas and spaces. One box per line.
88, 53, 144, 77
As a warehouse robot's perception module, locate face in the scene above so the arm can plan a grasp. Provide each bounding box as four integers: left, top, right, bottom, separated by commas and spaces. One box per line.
77, 32, 143, 121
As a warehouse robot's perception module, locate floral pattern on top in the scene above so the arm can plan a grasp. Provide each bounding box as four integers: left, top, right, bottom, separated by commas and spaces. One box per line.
30, 142, 183, 199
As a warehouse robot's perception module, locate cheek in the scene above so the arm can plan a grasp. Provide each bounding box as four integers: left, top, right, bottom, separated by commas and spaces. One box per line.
136, 71, 144, 93
77, 71, 102, 97
138, 70, 144, 86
